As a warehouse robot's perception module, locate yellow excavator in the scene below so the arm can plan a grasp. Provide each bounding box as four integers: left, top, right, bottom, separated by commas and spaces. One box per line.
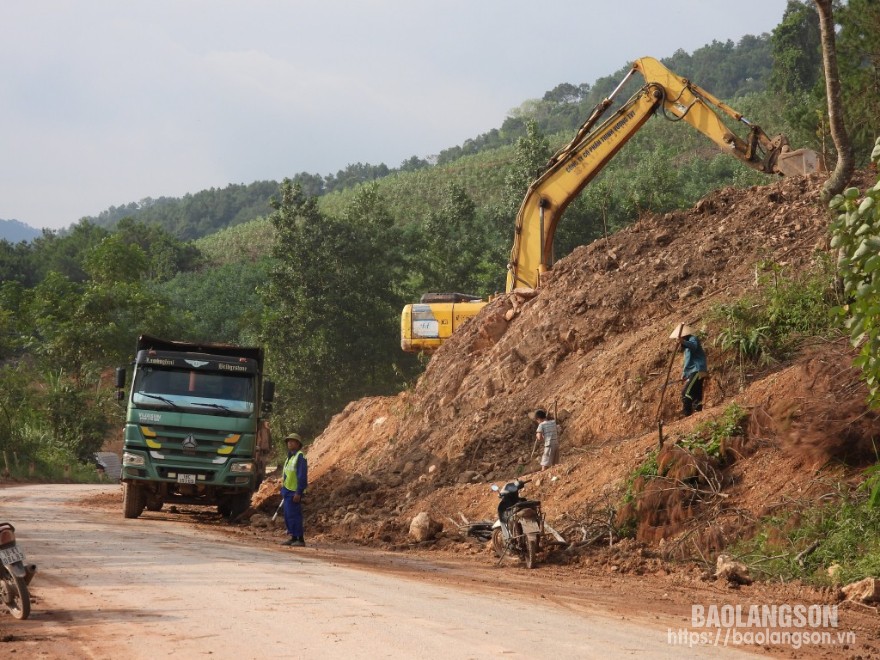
400, 56, 822, 352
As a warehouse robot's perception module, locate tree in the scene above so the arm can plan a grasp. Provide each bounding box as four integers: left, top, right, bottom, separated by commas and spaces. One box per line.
502, 120, 551, 216
291, 171, 325, 197
23, 270, 176, 380
398, 155, 430, 173
260, 180, 412, 437
815, 0, 855, 200
829, 139, 880, 408
420, 184, 498, 295
82, 234, 149, 284
771, 1, 823, 96
30, 221, 110, 283
836, 0, 880, 164
112, 217, 202, 281
0, 239, 38, 287
159, 259, 271, 345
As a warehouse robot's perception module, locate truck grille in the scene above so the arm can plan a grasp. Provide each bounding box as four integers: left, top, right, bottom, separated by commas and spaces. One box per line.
147, 426, 236, 458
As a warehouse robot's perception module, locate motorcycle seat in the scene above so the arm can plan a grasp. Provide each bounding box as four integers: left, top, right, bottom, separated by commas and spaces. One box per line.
509, 500, 541, 512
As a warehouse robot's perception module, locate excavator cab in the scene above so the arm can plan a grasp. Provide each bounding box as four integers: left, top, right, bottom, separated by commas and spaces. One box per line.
401, 293, 486, 353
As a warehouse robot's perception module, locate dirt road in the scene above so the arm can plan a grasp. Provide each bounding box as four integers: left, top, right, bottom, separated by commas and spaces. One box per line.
0, 484, 761, 658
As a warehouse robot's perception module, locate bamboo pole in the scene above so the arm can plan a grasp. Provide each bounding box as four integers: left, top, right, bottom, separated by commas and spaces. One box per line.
656, 324, 684, 447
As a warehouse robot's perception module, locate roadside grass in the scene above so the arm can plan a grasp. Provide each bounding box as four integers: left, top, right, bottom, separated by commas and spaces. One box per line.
1, 455, 108, 484
735, 487, 880, 586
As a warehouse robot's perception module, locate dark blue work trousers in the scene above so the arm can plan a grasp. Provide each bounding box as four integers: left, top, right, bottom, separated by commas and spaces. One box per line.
282, 491, 303, 539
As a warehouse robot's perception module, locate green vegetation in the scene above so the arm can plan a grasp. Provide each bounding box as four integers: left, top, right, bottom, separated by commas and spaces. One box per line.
741, 129, 880, 584
620, 404, 746, 505
259, 181, 420, 439
618, 404, 748, 538
0, 363, 114, 476
622, 449, 659, 505
1, 3, 879, 481
678, 403, 748, 462
708, 255, 842, 372
737, 487, 880, 585
830, 138, 880, 408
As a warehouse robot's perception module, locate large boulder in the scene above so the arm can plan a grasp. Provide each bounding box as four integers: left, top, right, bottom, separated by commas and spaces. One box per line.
409, 512, 443, 542
714, 554, 752, 586
841, 578, 880, 604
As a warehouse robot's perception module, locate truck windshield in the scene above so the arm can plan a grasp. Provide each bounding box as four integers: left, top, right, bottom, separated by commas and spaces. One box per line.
131, 367, 255, 415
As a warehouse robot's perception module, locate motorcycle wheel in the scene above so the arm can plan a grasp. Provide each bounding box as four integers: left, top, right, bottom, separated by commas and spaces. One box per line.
0, 567, 31, 620
491, 528, 505, 559
525, 533, 538, 569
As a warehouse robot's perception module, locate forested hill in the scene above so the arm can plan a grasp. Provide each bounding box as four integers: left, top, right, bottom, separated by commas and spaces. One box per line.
4, 0, 880, 504
84, 34, 775, 241
0, 219, 41, 243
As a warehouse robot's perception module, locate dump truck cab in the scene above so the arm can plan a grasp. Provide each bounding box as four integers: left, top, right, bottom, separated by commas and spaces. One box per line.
118, 335, 275, 520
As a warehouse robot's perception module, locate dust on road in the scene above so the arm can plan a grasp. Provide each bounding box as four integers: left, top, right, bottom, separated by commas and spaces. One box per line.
0, 484, 765, 659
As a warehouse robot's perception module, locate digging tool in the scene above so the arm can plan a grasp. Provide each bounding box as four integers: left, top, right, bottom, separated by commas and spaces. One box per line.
529, 432, 540, 462
656, 324, 685, 447
528, 408, 541, 461
528, 399, 559, 462
270, 499, 284, 522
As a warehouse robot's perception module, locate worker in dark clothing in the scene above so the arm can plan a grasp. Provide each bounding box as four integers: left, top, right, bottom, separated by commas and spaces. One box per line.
280, 433, 308, 547
670, 323, 708, 416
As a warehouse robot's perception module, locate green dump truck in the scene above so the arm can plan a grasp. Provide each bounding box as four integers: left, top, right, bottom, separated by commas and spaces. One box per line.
117, 335, 275, 520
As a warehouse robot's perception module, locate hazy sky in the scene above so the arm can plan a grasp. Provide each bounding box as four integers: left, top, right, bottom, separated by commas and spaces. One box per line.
1, 0, 790, 230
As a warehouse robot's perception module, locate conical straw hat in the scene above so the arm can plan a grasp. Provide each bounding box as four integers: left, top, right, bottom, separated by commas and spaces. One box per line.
669, 323, 694, 339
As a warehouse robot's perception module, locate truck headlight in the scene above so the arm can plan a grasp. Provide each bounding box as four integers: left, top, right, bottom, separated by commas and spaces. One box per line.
230, 462, 254, 473
123, 451, 146, 467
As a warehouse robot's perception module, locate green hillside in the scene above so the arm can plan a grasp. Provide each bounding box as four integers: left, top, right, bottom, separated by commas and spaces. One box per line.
2, 0, 880, 482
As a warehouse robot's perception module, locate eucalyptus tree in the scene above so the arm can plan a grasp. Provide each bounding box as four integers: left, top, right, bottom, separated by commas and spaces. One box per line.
261, 180, 415, 439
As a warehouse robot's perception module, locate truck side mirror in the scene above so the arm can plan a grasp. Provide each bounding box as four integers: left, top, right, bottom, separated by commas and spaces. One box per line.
115, 367, 126, 401
263, 379, 275, 402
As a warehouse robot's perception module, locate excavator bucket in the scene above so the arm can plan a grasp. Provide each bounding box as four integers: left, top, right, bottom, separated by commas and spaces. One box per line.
774, 148, 824, 177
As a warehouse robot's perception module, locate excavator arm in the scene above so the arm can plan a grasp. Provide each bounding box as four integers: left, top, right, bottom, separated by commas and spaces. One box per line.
506, 56, 822, 291
401, 56, 822, 352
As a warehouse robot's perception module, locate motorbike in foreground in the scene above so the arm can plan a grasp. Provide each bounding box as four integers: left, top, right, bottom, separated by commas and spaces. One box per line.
491, 479, 545, 569
0, 522, 36, 619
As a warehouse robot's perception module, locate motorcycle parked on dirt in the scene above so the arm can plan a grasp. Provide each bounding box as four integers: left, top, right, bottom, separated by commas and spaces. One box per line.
0, 522, 36, 619
491, 479, 545, 569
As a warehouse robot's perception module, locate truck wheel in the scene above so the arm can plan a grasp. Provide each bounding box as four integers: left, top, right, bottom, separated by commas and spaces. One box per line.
123, 483, 145, 519
229, 493, 251, 521
145, 499, 163, 512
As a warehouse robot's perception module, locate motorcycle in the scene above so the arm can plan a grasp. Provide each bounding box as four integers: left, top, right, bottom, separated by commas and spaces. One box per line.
490, 479, 545, 569
0, 522, 36, 619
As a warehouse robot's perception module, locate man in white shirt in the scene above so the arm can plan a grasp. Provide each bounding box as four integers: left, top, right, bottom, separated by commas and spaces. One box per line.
534, 409, 559, 471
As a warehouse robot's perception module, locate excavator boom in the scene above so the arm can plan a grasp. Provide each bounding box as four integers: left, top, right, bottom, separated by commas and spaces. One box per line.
506, 56, 822, 292
402, 56, 823, 352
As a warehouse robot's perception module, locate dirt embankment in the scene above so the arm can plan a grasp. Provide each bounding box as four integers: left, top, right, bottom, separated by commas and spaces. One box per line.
263, 171, 877, 541
244, 170, 880, 651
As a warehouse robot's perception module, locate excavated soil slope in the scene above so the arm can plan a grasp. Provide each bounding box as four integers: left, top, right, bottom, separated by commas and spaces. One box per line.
254, 170, 880, 566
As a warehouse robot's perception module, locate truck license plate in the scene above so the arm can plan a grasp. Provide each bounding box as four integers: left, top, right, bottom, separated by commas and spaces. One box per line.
0, 546, 24, 565
177, 473, 197, 484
